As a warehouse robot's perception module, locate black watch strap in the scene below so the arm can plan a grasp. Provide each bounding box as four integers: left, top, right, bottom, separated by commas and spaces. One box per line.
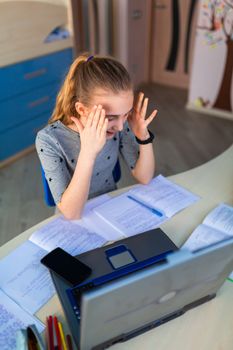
135, 130, 154, 145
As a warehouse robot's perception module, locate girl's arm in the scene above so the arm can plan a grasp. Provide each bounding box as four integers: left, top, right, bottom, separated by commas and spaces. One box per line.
131, 141, 155, 184
128, 92, 157, 184
57, 150, 95, 220
57, 106, 108, 220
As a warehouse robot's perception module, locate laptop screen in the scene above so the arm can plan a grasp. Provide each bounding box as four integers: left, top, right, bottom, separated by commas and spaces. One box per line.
80, 238, 233, 350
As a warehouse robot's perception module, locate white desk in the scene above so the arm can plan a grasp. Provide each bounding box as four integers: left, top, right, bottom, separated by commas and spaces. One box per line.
1, 145, 233, 350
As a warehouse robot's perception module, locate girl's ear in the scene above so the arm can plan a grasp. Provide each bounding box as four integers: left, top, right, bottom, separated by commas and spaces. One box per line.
75, 102, 88, 117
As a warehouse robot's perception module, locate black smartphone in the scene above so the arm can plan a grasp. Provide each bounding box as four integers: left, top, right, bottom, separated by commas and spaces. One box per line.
41, 248, 92, 286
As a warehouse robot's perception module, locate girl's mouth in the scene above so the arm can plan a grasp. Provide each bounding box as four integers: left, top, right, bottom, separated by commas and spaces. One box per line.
106, 130, 115, 137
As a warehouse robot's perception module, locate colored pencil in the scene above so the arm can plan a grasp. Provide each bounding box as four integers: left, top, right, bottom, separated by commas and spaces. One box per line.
58, 321, 67, 350
54, 316, 62, 350
66, 334, 73, 350
49, 315, 54, 350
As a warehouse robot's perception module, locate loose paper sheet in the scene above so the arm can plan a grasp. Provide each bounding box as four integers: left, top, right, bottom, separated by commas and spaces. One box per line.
0, 241, 55, 314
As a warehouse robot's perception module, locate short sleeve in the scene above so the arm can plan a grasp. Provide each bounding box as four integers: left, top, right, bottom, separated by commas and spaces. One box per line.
36, 131, 71, 204
119, 122, 139, 170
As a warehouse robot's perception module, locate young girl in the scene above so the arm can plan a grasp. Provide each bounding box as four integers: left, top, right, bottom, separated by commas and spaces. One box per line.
36, 53, 157, 220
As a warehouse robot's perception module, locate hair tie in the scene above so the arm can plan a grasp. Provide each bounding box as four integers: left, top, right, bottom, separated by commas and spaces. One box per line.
86, 55, 94, 62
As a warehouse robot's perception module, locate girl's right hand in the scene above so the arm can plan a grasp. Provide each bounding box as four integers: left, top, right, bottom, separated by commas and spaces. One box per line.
71, 105, 108, 160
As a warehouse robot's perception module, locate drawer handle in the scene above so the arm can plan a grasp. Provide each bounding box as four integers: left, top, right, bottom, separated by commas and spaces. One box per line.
24, 68, 47, 80
28, 96, 49, 108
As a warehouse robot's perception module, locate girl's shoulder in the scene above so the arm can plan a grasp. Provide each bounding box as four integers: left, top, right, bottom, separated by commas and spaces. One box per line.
37, 120, 75, 140
36, 120, 80, 154
36, 121, 64, 147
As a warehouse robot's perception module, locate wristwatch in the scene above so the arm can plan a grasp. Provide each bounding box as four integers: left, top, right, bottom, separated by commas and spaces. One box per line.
135, 130, 155, 145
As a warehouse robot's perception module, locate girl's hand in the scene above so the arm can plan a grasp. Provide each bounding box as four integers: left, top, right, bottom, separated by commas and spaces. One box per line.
128, 92, 158, 140
71, 105, 108, 159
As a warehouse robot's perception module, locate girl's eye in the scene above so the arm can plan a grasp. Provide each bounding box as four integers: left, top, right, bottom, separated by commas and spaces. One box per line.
107, 116, 115, 121
106, 111, 131, 121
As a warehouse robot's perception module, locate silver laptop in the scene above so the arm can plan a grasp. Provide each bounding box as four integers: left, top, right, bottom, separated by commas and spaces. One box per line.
51, 236, 233, 350
79, 238, 233, 350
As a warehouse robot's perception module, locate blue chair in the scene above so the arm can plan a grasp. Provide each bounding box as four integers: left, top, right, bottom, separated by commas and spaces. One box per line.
41, 167, 56, 207
41, 159, 121, 207
112, 158, 121, 183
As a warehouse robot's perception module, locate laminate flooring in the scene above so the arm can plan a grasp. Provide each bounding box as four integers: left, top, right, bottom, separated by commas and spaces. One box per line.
1, 84, 233, 246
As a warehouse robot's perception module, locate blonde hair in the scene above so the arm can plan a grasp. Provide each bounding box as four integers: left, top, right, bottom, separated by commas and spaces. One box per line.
49, 53, 132, 125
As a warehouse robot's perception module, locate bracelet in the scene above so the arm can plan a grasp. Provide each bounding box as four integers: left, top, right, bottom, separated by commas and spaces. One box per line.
135, 130, 154, 145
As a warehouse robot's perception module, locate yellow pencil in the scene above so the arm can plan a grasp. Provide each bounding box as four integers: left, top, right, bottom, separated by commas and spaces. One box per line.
58, 321, 67, 350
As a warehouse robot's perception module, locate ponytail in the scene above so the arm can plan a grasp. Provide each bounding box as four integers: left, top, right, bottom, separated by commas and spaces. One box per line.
49, 54, 88, 124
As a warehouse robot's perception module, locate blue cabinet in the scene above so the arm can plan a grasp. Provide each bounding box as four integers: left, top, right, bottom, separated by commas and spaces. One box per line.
0, 48, 73, 161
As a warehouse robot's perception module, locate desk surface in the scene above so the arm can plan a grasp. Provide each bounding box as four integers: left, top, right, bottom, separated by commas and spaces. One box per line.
1, 145, 233, 350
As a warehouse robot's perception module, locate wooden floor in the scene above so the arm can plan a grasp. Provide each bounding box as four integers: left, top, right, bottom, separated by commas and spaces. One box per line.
1, 84, 233, 246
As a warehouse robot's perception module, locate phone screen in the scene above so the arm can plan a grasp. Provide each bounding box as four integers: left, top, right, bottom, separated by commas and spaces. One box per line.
41, 248, 92, 286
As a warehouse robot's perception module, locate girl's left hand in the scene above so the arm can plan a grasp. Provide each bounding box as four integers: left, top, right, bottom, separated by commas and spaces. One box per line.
128, 92, 158, 140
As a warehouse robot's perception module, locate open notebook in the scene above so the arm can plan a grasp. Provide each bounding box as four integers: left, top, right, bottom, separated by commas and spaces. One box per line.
93, 175, 199, 237
182, 203, 233, 281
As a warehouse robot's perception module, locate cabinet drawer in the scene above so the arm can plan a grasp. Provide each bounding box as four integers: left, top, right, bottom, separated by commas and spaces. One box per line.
0, 48, 73, 101
0, 82, 60, 133
0, 113, 50, 161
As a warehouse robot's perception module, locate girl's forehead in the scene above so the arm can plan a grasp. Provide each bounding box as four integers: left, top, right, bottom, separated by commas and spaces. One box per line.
91, 89, 134, 114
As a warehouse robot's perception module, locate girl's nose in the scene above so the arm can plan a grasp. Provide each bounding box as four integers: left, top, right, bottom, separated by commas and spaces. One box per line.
115, 116, 124, 131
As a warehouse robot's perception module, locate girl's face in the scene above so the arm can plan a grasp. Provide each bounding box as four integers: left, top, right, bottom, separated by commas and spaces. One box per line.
80, 89, 134, 139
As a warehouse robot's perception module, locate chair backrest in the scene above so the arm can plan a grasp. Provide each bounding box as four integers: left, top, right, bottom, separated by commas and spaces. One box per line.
112, 158, 121, 183
41, 159, 121, 207
41, 167, 56, 207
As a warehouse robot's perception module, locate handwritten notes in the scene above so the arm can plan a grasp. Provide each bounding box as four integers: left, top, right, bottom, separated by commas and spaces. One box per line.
0, 290, 44, 350
0, 241, 55, 314
94, 175, 199, 237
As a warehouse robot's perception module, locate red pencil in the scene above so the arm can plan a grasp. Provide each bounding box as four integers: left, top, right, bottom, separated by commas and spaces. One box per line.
46, 317, 50, 350
66, 334, 73, 350
54, 316, 63, 350
48, 315, 54, 350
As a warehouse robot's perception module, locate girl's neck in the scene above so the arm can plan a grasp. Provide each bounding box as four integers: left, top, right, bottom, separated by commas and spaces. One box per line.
66, 123, 79, 132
